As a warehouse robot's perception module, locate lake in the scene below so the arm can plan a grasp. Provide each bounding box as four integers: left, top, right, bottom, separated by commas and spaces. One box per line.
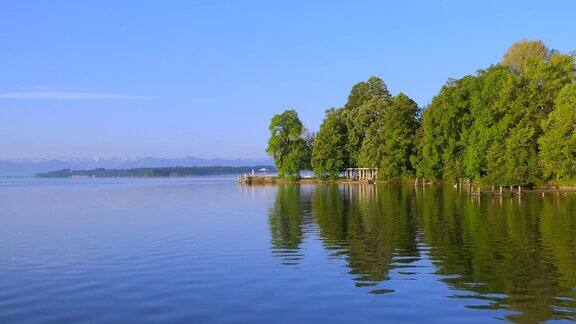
0, 178, 575, 323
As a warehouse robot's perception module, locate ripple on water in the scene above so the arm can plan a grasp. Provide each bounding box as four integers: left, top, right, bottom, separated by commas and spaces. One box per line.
1, 180, 576, 322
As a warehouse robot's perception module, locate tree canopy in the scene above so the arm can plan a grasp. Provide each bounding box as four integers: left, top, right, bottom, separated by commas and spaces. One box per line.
266, 109, 309, 179
267, 40, 576, 185
311, 108, 348, 179
311, 77, 418, 180
502, 40, 549, 75
539, 83, 576, 179
358, 93, 418, 179
415, 41, 575, 185
342, 76, 392, 167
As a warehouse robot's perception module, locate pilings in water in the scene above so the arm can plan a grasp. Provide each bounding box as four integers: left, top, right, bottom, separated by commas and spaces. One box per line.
464, 183, 527, 199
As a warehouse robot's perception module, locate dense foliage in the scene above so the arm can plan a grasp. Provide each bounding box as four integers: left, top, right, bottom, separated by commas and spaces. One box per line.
268, 40, 576, 185
311, 108, 348, 179
539, 83, 576, 180
266, 110, 312, 179
35, 166, 275, 178
311, 77, 418, 180
417, 40, 575, 185
359, 93, 418, 179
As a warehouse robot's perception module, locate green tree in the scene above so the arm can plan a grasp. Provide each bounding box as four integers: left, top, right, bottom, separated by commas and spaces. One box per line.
415, 76, 478, 181
416, 40, 575, 185
311, 108, 348, 179
466, 66, 524, 184
486, 48, 573, 184
539, 83, 576, 179
342, 76, 392, 167
266, 109, 309, 179
301, 128, 315, 170
269, 40, 576, 185
358, 93, 419, 179
502, 39, 549, 75
523, 52, 576, 115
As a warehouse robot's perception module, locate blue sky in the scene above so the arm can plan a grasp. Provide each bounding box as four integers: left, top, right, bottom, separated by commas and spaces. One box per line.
1, 1, 575, 159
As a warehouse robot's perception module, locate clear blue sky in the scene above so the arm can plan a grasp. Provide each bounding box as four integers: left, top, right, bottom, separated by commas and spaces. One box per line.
1, 1, 575, 159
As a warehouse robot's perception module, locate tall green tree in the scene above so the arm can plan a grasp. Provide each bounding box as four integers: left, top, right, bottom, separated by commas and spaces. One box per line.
466, 65, 525, 184
488, 47, 574, 184
342, 76, 392, 167
415, 76, 478, 181
266, 110, 309, 179
416, 40, 575, 185
358, 93, 419, 179
312, 108, 348, 179
539, 83, 576, 179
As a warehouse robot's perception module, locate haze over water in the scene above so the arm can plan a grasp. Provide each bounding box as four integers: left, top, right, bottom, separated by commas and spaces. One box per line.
1, 178, 575, 322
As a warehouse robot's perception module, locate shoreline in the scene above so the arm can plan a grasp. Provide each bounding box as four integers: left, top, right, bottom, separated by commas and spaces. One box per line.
239, 176, 576, 192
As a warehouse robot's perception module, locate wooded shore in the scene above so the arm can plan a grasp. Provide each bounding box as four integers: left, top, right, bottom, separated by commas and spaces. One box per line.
238, 175, 576, 193
264, 40, 576, 188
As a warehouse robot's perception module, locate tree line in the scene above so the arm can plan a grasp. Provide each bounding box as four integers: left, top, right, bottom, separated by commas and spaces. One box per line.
267, 40, 576, 185
35, 166, 275, 178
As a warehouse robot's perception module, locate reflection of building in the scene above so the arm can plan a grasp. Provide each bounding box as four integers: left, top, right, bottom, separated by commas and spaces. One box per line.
342, 182, 377, 202
344, 168, 378, 181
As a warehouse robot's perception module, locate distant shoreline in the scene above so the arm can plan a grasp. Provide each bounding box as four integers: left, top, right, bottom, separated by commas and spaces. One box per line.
35, 166, 276, 178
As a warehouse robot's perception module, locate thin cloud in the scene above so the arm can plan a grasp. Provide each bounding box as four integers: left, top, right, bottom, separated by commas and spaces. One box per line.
0, 91, 155, 100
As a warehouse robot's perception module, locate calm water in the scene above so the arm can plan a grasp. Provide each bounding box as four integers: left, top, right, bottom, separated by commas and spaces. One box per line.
1, 178, 575, 323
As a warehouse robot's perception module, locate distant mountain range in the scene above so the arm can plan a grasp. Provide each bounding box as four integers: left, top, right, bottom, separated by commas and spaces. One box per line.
0, 156, 274, 176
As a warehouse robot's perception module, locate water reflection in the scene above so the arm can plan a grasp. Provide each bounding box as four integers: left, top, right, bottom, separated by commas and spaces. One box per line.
268, 184, 576, 321
267, 185, 314, 267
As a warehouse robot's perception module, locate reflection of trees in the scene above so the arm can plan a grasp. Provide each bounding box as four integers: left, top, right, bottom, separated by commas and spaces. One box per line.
540, 197, 576, 288
418, 187, 576, 322
268, 184, 313, 266
539, 197, 576, 318
312, 184, 418, 290
267, 184, 576, 320
311, 185, 348, 251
